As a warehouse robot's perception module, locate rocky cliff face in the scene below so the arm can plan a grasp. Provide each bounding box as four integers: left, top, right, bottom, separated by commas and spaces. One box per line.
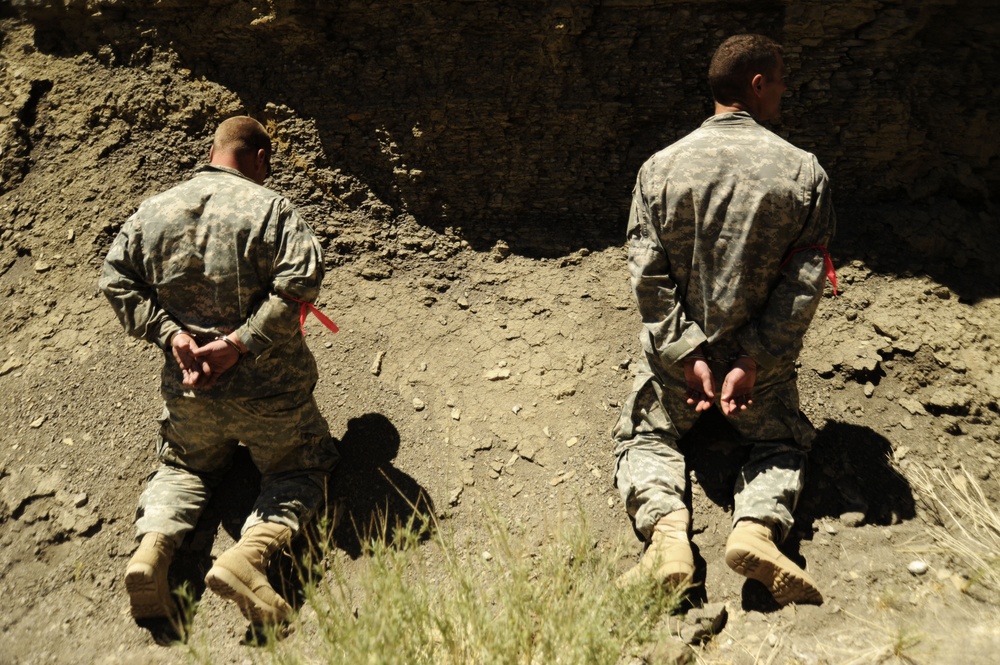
4, 0, 999, 256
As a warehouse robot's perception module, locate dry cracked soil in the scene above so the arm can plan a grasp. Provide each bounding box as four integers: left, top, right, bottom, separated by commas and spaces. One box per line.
1, 13, 999, 665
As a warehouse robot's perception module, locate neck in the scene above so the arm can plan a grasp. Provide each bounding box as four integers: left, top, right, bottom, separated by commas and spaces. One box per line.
714, 101, 752, 116
209, 151, 256, 182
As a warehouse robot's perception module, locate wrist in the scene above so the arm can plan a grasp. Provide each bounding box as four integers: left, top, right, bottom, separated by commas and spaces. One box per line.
169, 329, 192, 346
220, 334, 247, 356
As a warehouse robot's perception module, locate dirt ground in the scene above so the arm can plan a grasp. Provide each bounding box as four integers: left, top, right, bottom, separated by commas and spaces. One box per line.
1, 15, 999, 665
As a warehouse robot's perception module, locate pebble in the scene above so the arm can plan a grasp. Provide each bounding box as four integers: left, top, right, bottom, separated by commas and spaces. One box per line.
863, 382, 875, 397
908, 560, 929, 575
369, 350, 385, 375
412, 398, 425, 411
482, 551, 493, 561
451, 408, 461, 421
839, 511, 865, 527
30, 416, 46, 428
512, 404, 522, 414
484, 368, 510, 381
565, 436, 578, 448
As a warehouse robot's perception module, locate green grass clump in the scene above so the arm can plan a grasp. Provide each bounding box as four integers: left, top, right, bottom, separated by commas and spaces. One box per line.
274, 510, 683, 665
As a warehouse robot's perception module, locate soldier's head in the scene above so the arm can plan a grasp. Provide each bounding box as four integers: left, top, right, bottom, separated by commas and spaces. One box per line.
709, 34, 786, 122
209, 116, 273, 185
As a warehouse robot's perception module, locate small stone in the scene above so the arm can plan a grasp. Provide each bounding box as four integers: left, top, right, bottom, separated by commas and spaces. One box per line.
542, 426, 551, 438
908, 560, 929, 575
512, 404, 522, 414
448, 487, 463, 506
482, 551, 493, 561
34, 261, 51, 273
457, 296, 470, 309
30, 416, 46, 428
852, 356, 879, 373
72, 493, 88, 508
565, 436, 578, 448
484, 368, 510, 381
510, 483, 523, 497
839, 511, 865, 527
451, 408, 461, 421
412, 398, 425, 411
0, 358, 24, 376
863, 382, 875, 398
370, 350, 385, 376
62, 438, 74, 446
898, 398, 926, 415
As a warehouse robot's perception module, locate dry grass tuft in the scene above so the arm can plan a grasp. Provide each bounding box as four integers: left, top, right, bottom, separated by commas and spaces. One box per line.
907, 464, 1000, 596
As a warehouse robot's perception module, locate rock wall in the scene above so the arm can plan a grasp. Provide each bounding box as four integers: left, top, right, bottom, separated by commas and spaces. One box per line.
8, 0, 1000, 254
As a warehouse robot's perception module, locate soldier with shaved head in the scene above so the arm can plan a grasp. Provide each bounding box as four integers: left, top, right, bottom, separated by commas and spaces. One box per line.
613, 35, 836, 606
101, 115, 340, 627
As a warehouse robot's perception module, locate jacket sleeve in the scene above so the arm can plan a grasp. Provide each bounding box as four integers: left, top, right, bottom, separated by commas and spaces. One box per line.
99, 216, 182, 350
235, 201, 325, 357
628, 173, 707, 365
735, 156, 836, 370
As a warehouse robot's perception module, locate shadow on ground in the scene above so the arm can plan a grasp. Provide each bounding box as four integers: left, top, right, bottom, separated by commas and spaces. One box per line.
328, 413, 436, 560
680, 408, 915, 611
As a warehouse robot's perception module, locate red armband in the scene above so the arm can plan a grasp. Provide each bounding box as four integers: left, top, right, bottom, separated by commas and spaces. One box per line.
780, 245, 838, 295
280, 295, 340, 335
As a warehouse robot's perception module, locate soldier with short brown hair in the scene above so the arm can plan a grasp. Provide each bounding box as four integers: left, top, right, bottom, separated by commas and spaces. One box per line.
613, 35, 835, 606
101, 116, 340, 626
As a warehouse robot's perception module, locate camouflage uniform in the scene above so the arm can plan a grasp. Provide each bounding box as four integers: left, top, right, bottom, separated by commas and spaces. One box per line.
613, 111, 835, 543
101, 165, 340, 547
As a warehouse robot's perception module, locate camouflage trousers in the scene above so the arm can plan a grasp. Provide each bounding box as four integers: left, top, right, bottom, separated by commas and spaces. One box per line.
135, 389, 340, 547
612, 354, 815, 543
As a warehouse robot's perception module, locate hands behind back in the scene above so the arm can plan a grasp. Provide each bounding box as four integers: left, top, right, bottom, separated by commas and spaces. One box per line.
171, 332, 244, 389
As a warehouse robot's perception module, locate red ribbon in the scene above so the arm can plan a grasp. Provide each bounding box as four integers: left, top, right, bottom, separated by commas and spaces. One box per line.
281, 295, 339, 335
780, 244, 838, 295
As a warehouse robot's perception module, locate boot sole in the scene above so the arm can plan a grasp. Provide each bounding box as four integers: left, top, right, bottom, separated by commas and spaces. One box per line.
205, 566, 289, 625
726, 546, 823, 606
125, 565, 175, 620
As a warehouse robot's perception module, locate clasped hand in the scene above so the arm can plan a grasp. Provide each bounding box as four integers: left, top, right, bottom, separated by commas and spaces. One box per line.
170, 333, 242, 389
683, 354, 757, 415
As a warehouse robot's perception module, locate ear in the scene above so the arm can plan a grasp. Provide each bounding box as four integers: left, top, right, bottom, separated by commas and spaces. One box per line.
751, 73, 765, 97
209, 145, 215, 161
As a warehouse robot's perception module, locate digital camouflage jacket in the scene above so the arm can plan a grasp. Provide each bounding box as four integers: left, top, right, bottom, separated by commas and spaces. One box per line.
101, 165, 324, 398
627, 111, 836, 373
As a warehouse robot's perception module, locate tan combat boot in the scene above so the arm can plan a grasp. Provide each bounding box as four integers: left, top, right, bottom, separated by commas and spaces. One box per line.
205, 522, 293, 624
125, 532, 176, 620
725, 519, 823, 606
616, 509, 695, 590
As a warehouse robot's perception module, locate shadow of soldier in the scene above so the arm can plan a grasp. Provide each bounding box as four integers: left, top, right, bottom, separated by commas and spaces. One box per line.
798, 419, 916, 527
679, 410, 914, 612
326, 412, 436, 560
